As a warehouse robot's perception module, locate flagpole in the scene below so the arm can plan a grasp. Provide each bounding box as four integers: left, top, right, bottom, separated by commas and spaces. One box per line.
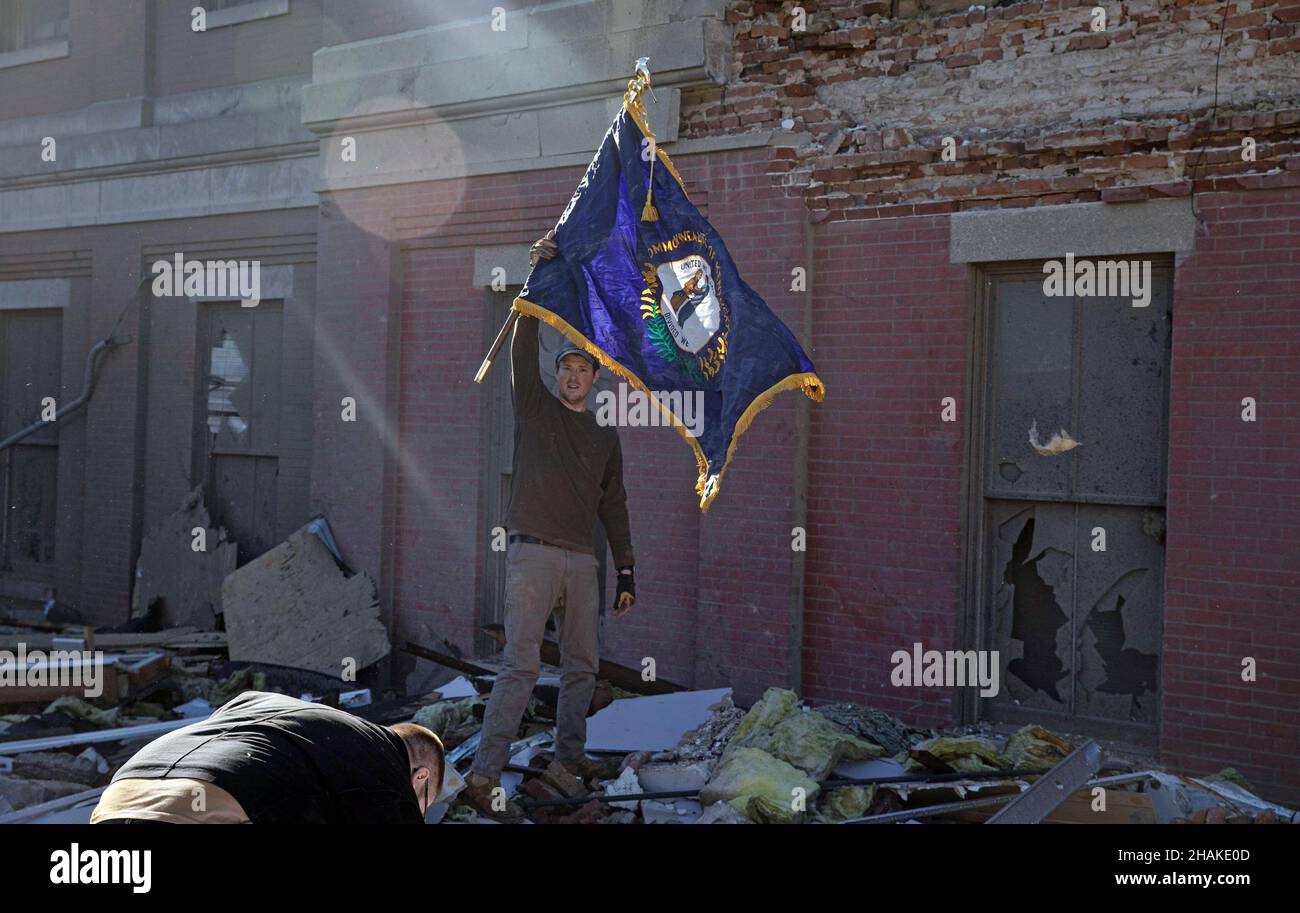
473, 310, 518, 385
475, 60, 654, 385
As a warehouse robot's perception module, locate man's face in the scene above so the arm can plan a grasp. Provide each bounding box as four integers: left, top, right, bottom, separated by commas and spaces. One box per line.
556, 354, 597, 409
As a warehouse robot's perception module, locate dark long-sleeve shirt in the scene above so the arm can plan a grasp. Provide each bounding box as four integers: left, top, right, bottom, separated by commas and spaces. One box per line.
108, 692, 422, 825
504, 315, 634, 568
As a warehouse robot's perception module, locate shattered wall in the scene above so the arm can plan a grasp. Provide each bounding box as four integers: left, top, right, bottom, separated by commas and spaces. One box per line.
681, 0, 1300, 217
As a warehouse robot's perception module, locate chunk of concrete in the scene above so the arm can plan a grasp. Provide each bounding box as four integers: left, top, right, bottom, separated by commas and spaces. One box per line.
221, 521, 390, 677
636, 760, 712, 793
604, 767, 642, 811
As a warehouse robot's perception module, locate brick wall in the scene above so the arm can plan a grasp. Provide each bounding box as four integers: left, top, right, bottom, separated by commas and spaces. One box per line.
1163, 185, 1300, 804
681, 0, 1300, 218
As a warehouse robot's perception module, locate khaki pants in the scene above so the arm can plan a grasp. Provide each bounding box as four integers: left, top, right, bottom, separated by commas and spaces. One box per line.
471, 539, 600, 779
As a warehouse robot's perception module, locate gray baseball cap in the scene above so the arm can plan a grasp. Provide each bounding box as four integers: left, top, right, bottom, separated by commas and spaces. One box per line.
555, 343, 599, 371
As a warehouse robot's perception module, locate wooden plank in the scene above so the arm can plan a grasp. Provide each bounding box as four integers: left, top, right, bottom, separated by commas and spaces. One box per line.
0, 627, 214, 651
479, 624, 687, 695
0, 664, 121, 706
947, 787, 1156, 824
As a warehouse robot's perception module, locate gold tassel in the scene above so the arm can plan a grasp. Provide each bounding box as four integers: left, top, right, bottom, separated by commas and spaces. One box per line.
642, 152, 659, 221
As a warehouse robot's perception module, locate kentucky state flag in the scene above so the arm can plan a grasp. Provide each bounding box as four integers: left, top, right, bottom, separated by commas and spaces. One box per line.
517, 93, 824, 512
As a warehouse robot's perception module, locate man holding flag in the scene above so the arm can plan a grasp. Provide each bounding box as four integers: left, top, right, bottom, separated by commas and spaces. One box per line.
462, 63, 821, 822
462, 233, 637, 822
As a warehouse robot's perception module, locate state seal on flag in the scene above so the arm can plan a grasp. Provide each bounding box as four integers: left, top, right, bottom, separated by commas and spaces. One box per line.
640, 230, 731, 384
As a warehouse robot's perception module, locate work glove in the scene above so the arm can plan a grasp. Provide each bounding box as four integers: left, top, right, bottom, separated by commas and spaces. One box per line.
613, 566, 636, 618
529, 229, 557, 268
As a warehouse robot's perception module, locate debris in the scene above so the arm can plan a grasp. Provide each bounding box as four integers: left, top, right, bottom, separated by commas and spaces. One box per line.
1203, 767, 1254, 791
833, 757, 908, 781
585, 688, 733, 752
1028, 419, 1081, 456
42, 697, 118, 728
0, 785, 106, 824
130, 487, 237, 629
719, 688, 884, 780
0, 715, 207, 755
339, 688, 371, 708
434, 677, 478, 700
906, 735, 1010, 773
640, 798, 702, 823
699, 747, 819, 824
172, 698, 212, 718
210, 668, 267, 707
1189, 776, 1296, 823
986, 741, 1103, 824
480, 624, 688, 695
402, 641, 496, 680
636, 760, 712, 794
540, 760, 587, 799
816, 785, 876, 822
10, 750, 109, 787
694, 801, 752, 824
1003, 724, 1074, 770
676, 697, 745, 761
815, 702, 932, 756
604, 767, 642, 810
222, 520, 390, 677
412, 696, 483, 738
0, 774, 92, 811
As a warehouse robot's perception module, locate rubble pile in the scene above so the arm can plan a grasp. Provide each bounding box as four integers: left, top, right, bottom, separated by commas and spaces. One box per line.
0, 509, 1290, 826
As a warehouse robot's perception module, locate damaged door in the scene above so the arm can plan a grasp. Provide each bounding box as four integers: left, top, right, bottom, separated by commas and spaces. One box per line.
0, 308, 62, 584
196, 302, 283, 565
971, 260, 1172, 745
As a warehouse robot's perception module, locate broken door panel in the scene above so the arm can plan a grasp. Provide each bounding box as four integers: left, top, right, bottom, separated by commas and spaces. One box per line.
1075, 271, 1172, 504
200, 302, 284, 565
989, 501, 1074, 714
987, 279, 1075, 499
1073, 504, 1163, 726
986, 500, 1164, 731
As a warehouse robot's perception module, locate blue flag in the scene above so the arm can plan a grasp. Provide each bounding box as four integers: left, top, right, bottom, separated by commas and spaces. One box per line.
517, 89, 824, 511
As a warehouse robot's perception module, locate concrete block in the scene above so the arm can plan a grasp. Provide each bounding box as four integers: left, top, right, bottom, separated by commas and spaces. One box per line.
526, 1, 610, 48
0, 279, 71, 311
949, 198, 1198, 263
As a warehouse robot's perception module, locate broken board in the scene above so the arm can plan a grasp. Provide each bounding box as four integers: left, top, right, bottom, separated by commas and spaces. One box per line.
221, 524, 390, 677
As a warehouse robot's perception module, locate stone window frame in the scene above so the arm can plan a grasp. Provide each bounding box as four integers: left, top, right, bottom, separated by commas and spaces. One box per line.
0, 0, 70, 71
203, 0, 290, 31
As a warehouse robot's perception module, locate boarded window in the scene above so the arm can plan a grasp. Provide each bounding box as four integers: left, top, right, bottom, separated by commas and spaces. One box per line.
0, 308, 62, 578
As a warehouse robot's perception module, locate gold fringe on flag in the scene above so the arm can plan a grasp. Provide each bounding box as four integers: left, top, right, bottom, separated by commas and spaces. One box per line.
511, 296, 825, 512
